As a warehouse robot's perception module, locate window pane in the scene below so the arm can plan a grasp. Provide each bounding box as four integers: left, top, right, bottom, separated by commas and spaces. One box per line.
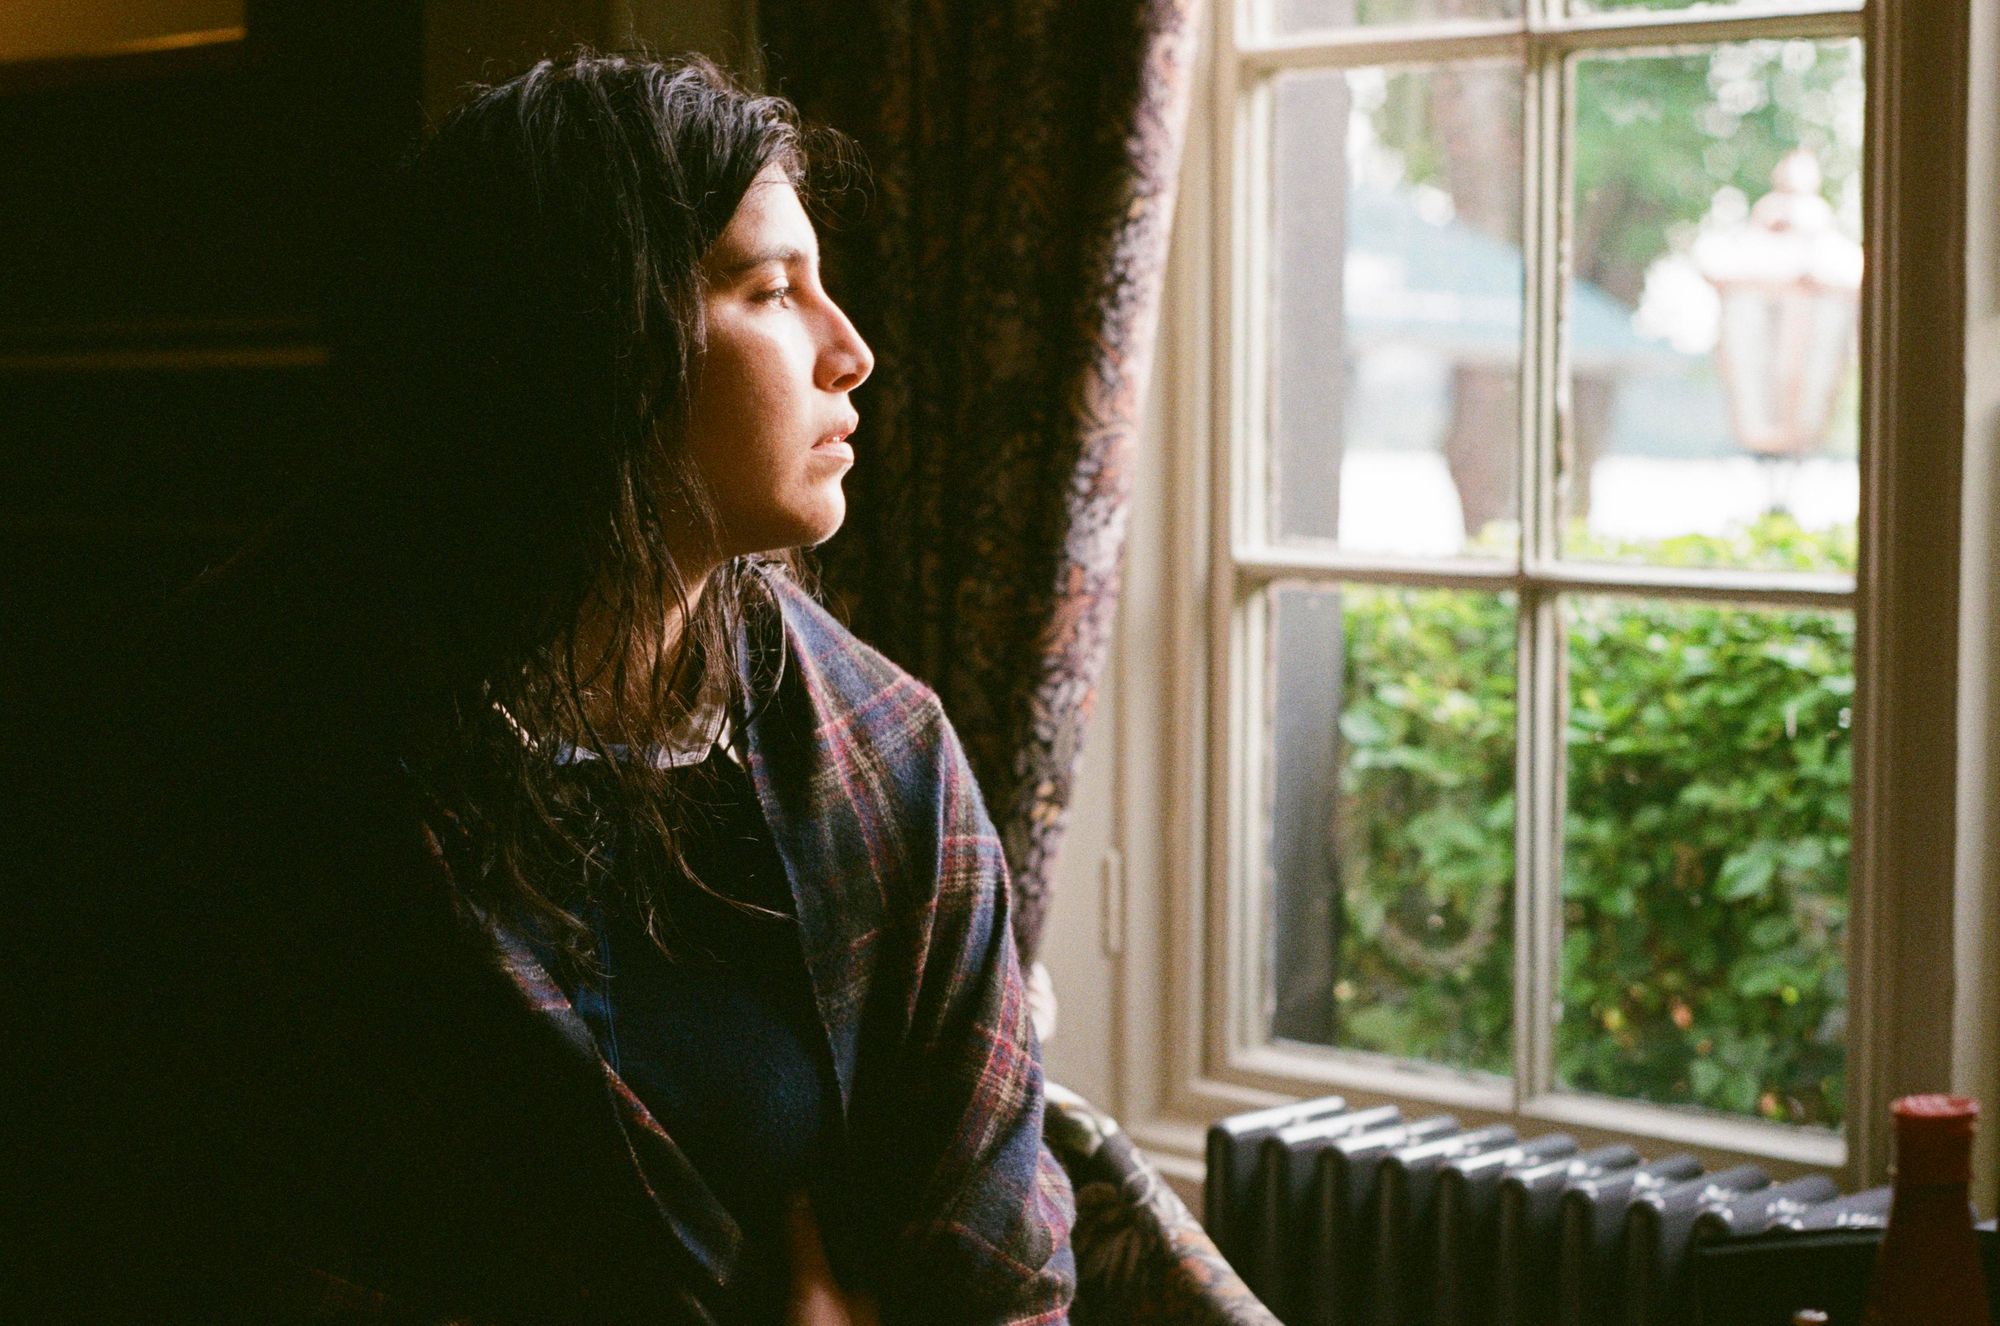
1267, 582, 1515, 1078
1267, 63, 1523, 558
1562, 41, 1864, 574
1270, 0, 1520, 35
1556, 596, 1851, 1127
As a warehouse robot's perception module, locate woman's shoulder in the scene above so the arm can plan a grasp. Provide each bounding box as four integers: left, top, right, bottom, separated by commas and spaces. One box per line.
763, 572, 908, 683
759, 571, 954, 753
747, 568, 996, 846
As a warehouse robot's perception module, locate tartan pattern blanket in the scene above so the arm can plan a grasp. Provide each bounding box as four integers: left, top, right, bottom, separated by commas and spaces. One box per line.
444, 572, 1078, 1322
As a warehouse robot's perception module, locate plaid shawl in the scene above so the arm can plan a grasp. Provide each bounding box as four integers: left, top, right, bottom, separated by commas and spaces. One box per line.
474, 573, 1076, 1323
26, 564, 1072, 1323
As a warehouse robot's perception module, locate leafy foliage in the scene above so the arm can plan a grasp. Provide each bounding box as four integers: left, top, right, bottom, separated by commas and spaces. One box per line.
1330, 516, 1852, 1126
1333, 586, 1519, 1073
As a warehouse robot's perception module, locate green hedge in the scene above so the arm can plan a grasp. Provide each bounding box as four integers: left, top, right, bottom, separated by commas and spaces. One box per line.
1329, 516, 1852, 1126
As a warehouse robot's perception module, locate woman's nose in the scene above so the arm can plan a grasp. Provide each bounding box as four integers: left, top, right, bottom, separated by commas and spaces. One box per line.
819, 300, 875, 393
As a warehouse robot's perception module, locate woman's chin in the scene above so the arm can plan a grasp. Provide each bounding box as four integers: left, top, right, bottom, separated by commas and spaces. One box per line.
799, 500, 847, 548
727, 493, 846, 556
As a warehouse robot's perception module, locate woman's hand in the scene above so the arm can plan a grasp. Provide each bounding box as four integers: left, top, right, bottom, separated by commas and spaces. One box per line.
784, 1194, 881, 1326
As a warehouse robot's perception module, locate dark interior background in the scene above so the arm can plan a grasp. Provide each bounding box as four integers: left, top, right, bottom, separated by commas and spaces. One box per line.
0, 0, 749, 716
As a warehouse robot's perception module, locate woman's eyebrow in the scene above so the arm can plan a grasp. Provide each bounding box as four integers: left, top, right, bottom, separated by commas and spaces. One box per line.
714, 244, 810, 278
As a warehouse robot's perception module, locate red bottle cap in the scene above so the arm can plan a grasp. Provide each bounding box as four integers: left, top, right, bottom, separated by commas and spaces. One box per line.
1891, 1094, 1979, 1184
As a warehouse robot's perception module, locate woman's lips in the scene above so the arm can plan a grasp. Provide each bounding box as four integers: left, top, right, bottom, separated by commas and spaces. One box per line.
813, 429, 856, 463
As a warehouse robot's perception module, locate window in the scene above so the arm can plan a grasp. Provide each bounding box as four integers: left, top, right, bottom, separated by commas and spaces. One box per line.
1070, 0, 1978, 1188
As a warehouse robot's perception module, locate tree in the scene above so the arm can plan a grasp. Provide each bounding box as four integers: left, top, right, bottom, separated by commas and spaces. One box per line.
1357, 33, 1864, 529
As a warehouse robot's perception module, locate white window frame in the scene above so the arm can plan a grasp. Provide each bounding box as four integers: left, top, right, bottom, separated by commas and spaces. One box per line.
1091, 0, 1982, 1200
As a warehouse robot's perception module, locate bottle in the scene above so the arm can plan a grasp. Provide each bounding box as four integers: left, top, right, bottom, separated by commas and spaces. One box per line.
1862, 1094, 1991, 1325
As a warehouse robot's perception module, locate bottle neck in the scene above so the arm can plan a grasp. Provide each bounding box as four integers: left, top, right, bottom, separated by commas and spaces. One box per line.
1895, 1143, 1975, 1188
1883, 1175, 1978, 1237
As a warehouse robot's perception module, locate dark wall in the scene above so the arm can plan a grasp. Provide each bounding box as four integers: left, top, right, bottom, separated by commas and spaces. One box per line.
0, 3, 423, 710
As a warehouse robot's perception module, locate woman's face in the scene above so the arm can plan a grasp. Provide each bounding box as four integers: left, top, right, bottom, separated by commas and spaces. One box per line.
682, 164, 875, 562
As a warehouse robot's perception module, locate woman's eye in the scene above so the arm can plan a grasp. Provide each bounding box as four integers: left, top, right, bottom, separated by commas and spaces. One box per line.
755, 284, 796, 306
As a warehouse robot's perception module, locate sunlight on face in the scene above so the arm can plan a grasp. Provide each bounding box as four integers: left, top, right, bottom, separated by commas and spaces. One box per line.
682, 165, 875, 563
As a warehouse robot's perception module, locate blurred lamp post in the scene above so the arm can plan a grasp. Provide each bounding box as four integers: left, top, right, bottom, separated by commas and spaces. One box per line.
1693, 151, 1863, 490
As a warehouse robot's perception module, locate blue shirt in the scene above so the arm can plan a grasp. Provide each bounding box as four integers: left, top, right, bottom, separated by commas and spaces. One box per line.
529, 744, 837, 1318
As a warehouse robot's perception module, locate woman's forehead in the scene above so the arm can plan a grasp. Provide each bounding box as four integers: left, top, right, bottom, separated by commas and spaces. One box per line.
709, 169, 817, 267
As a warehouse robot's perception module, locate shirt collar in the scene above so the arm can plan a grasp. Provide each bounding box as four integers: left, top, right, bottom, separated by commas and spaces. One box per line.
494, 692, 735, 770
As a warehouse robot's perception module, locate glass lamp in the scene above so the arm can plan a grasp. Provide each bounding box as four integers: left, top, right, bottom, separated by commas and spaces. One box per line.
1692, 151, 1863, 466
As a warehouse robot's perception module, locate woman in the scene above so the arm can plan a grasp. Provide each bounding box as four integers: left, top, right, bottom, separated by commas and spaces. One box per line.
32, 52, 1074, 1324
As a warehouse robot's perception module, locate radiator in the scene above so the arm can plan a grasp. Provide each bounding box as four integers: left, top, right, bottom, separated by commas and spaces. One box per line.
1205, 1096, 1892, 1326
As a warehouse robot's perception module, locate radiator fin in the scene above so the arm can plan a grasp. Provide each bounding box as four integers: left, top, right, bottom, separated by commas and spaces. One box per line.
1206, 1096, 1889, 1326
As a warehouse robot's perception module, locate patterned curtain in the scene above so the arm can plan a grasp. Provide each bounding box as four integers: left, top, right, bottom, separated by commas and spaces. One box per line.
757, 0, 1197, 965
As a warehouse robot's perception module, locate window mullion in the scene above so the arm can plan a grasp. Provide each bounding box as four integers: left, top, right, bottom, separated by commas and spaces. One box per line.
1514, 22, 1569, 1110
1518, 586, 1566, 1104
1232, 548, 1857, 609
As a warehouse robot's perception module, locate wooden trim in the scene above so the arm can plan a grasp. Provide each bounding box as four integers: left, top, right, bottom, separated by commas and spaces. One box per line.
1538, 5, 1860, 50
1130, 1063, 1845, 1192
1118, 0, 1222, 1138
1235, 5, 1860, 73
1517, 17, 1567, 1107
1846, 0, 1972, 1189
1523, 560, 1856, 605
1953, 0, 2000, 1216
1206, 0, 1249, 1091
0, 318, 327, 374
50, 24, 245, 60
1231, 548, 1858, 607
1231, 547, 1518, 582
0, 25, 245, 94
1526, 1090, 1844, 1169
1222, 1039, 1846, 1168
1240, 23, 1526, 72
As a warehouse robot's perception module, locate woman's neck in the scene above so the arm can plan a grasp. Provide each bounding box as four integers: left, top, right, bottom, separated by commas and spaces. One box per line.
569, 564, 714, 739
